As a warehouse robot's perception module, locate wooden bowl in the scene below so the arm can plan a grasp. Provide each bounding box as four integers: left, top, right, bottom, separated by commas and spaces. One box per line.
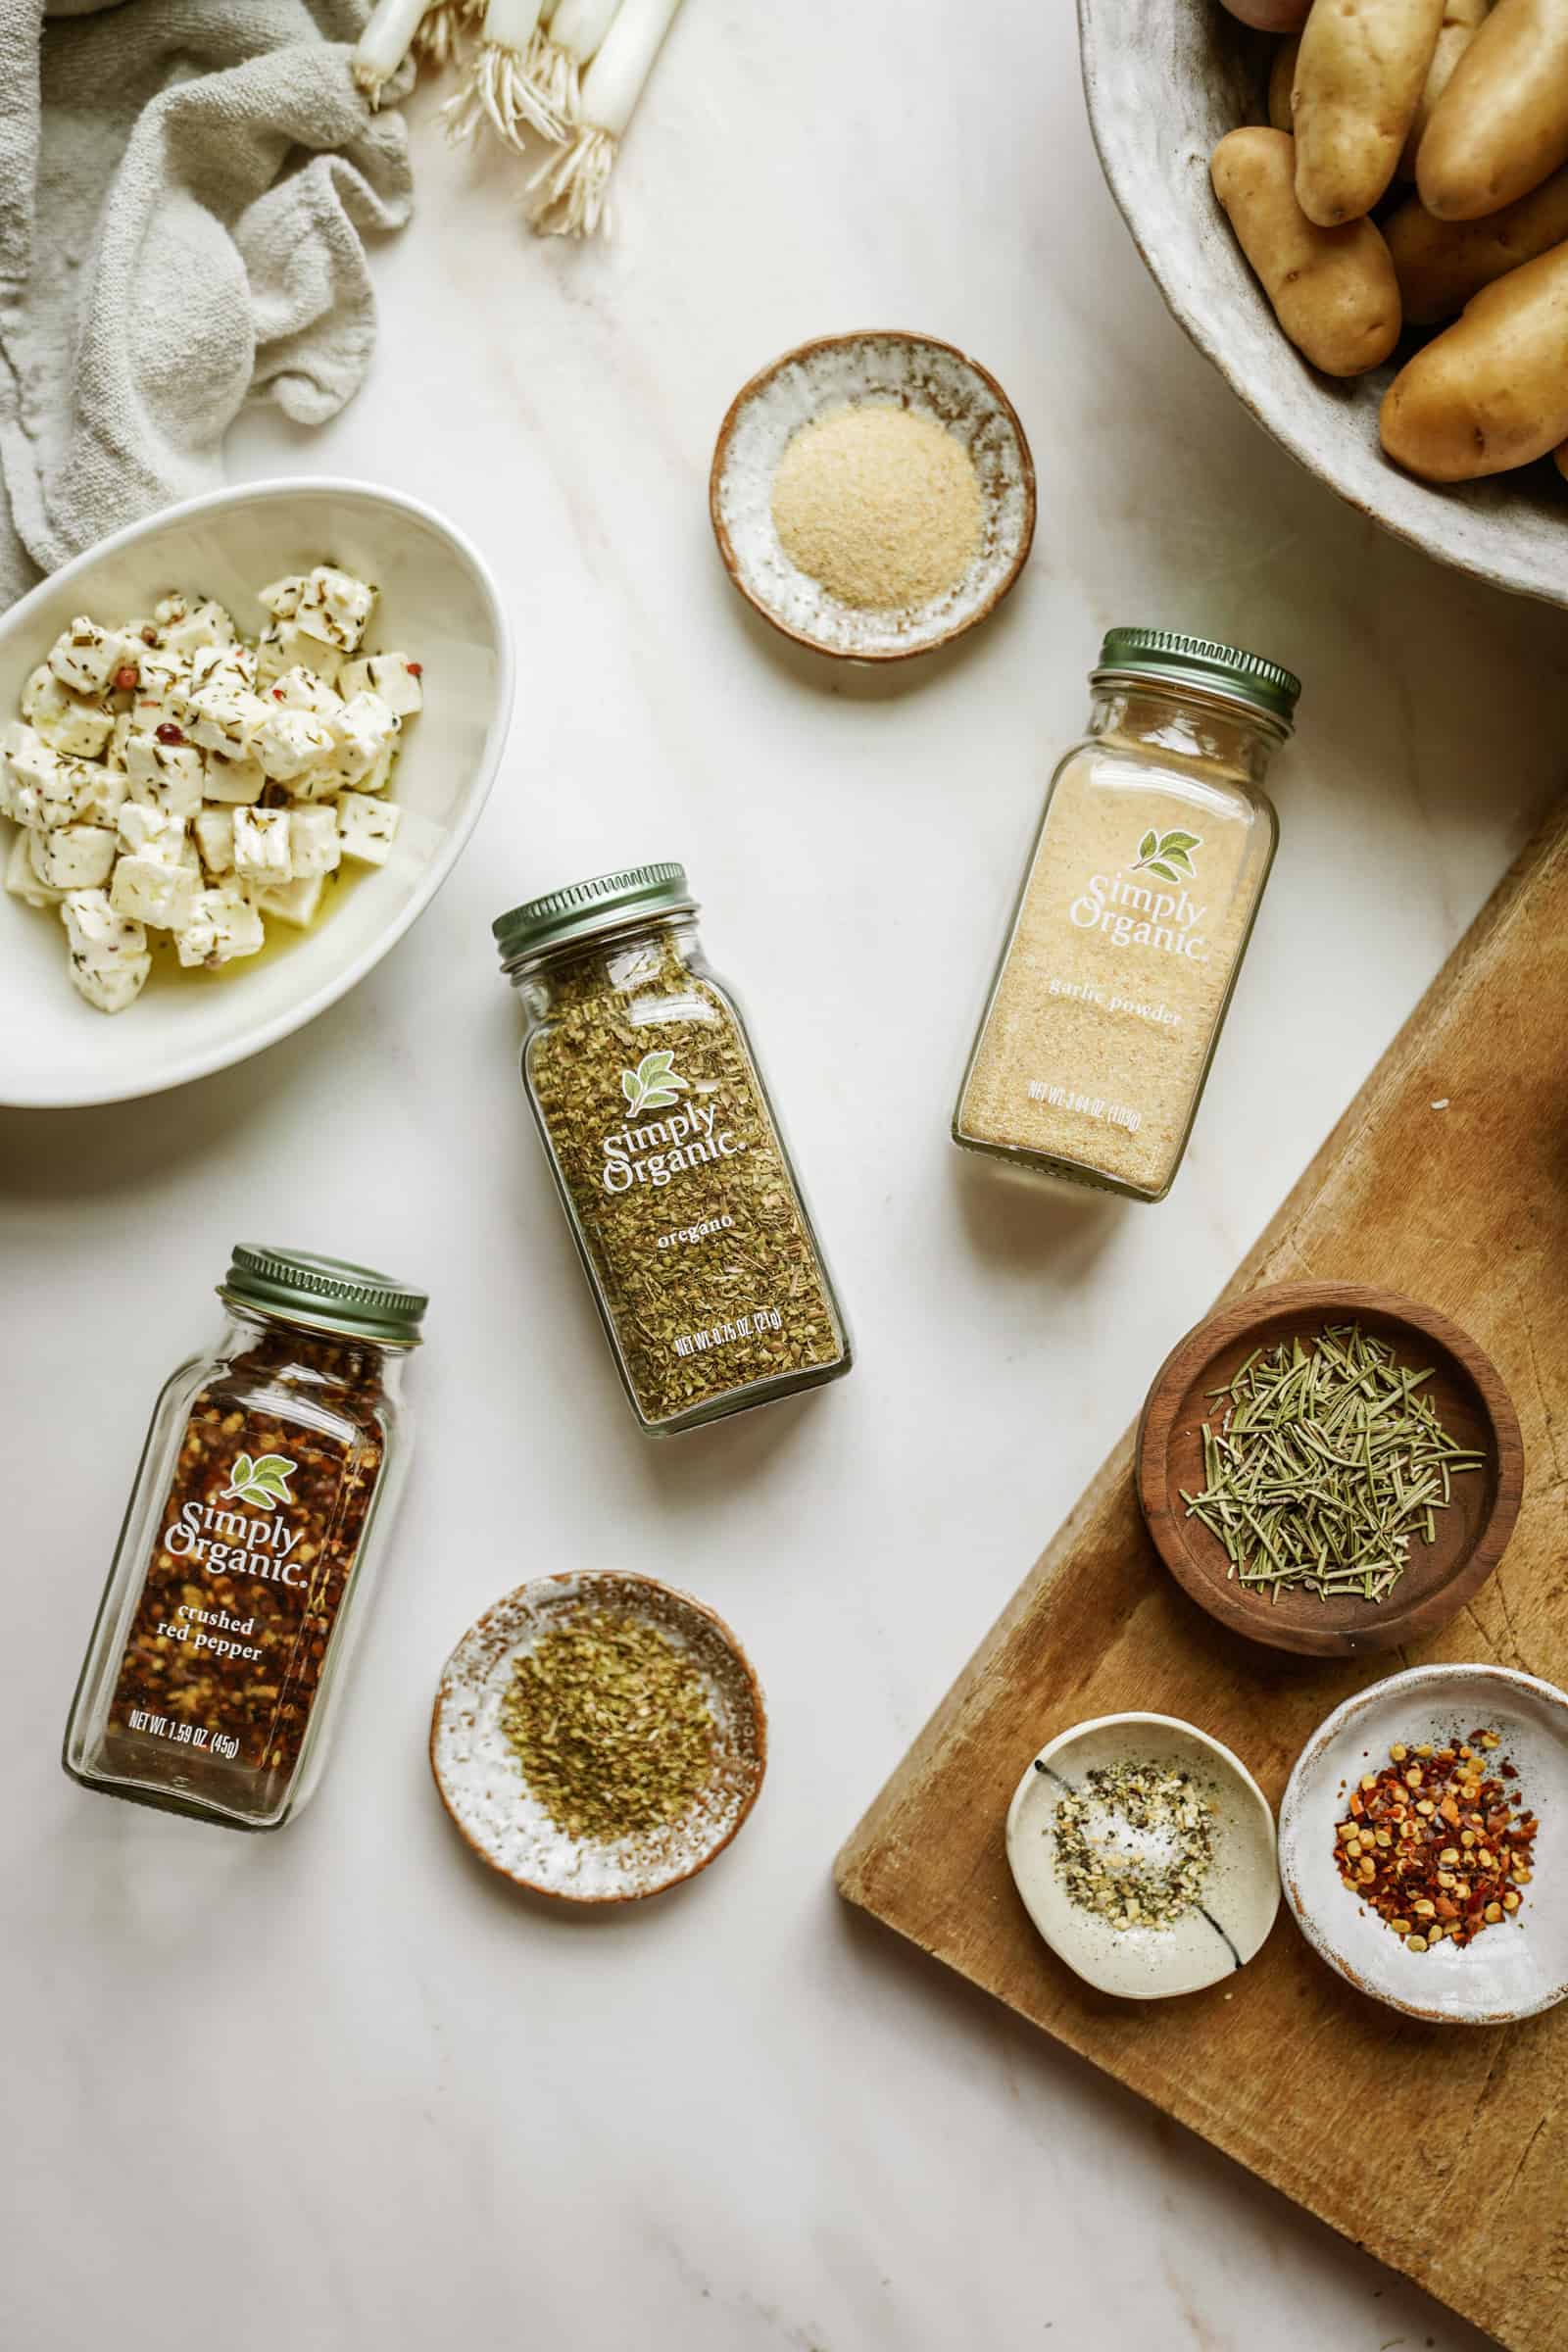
1136, 1283, 1523, 1657
1077, 0, 1568, 614
429, 1572, 766, 1904
709, 330, 1036, 662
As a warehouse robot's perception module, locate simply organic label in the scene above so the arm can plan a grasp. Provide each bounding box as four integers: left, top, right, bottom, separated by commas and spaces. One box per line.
163, 1450, 308, 1587
600, 1051, 747, 1195
1068, 827, 1210, 962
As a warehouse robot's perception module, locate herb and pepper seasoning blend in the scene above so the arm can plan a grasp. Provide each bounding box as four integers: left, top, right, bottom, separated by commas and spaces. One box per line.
495, 863, 851, 1434
956, 628, 1300, 1200
63, 1246, 425, 1832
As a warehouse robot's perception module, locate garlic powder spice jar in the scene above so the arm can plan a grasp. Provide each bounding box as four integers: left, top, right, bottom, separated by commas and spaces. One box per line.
63, 1246, 424, 1832
956, 629, 1299, 1200
496, 863, 851, 1435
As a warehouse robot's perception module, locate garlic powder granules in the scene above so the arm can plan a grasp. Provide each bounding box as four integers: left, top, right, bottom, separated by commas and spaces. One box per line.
770, 404, 983, 611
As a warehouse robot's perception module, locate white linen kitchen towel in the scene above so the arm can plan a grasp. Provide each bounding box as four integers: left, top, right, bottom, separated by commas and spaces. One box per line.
0, 0, 414, 610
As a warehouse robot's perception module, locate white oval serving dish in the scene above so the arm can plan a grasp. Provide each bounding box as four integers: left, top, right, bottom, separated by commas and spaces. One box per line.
1077, 0, 1568, 612
1280, 1663, 1568, 2025
0, 476, 514, 1108
1006, 1710, 1279, 1999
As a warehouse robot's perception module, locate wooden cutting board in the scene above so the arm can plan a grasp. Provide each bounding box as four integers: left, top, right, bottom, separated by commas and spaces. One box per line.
836, 801, 1568, 2352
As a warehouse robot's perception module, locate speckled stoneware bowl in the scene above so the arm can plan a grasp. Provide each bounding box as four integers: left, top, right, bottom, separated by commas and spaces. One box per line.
1005, 1712, 1280, 1999
710, 330, 1036, 662
1077, 0, 1568, 611
1280, 1665, 1568, 2025
430, 1571, 766, 1904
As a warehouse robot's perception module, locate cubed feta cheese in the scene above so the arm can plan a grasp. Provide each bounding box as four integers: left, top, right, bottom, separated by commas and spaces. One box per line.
186, 679, 267, 758
337, 652, 422, 718
124, 733, 204, 818
6, 828, 62, 905
2, 721, 61, 823
118, 803, 188, 865
255, 872, 324, 928
130, 646, 189, 720
25, 668, 114, 760
190, 640, 257, 692
288, 805, 341, 877
266, 664, 344, 722
258, 574, 308, 620
201, 752, 266, 806
30, 824, 117, 891
232, 806, 293, 886
293, 565, 376, 654
327, 690, 398, 783
85, 767, 128, 824
256, 620, 345, 690
110, 854, 197, 931
336, 791, 401, 866
254, 706, 335, 783
157, 599, 236, 658
48, 616, 124, 698
192, 808, 235, 876
175, 882, 266, 970
106, 710, 133, 768
61, 888, 151, 1013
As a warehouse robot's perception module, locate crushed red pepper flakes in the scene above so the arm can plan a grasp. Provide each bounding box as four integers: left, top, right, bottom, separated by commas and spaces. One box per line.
1333, 1732, 1539, 1954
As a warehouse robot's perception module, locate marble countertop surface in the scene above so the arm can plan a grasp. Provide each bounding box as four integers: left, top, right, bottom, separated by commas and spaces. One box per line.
7, 7, 1566, 2349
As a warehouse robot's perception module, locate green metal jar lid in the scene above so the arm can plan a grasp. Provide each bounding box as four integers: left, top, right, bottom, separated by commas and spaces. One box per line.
1095, 626, 1301, 726
220, 1244, 428, 1347
492, 862, 696, 967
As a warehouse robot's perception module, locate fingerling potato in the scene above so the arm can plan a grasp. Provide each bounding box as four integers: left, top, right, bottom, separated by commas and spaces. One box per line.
1294, 0, 1446, 224
1381, 237, 1568, 476
1385, 164, 1568, 318
1398, 0, 1490, 176
1417, 0, 1568, 218
1212, 127, 1402, 374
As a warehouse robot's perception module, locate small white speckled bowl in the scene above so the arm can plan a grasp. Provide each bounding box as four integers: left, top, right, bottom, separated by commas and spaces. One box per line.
1006, 1713, 1280, 1999
1279, 1665, 1568, 2025
430, 1572, 766, 1905
710, 330, 1036, 662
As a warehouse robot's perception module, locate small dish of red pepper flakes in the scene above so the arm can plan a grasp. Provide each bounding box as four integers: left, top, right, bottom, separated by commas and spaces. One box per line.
1333, 1731, 1539, 1952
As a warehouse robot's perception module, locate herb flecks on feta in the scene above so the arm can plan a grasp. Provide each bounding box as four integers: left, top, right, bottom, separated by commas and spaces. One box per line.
3, 561, 420, 1010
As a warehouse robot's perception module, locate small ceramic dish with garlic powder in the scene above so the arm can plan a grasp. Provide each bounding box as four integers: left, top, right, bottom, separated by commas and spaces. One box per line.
430, 1571, 766, 1905
710, 331, 1036, 662
1006, 1712, 1280, 1998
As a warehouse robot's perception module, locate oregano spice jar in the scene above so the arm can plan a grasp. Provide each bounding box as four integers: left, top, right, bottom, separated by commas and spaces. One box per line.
495, 863, 852, 1434
63, 1246, 424, 1832
955, 628, 1299, 1200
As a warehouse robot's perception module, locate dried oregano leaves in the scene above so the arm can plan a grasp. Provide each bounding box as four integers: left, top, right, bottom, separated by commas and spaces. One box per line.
500, 1608, 715, 1844
525, 933, 845, 1426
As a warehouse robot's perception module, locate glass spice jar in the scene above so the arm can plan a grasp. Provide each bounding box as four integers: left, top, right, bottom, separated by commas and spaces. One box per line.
955, 627, 1300, 1201
63, 1245, 425, 1833
495, 862, 852, 1435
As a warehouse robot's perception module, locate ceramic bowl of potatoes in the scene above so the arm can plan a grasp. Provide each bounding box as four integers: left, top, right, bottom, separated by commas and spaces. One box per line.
1078, 0, 1568, 611
0, 477, 513, 1110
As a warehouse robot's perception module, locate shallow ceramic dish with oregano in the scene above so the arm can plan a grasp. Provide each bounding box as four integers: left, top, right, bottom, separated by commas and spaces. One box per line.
709, 330, 1036, 663
1005, 1712, 1279, 2000
1137, 1282, 1522, 1658
429, 1570, 766, 1904
1280, 1665, 1568, 2026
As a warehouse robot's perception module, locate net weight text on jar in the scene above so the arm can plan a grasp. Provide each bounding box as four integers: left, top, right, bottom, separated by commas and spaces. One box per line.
126, 1708, 241, 1762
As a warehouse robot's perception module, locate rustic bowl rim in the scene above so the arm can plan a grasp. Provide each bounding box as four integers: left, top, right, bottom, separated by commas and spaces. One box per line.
1135, 1281, 1523, 1658
429, 1568, 768, 1907
1005, 1708, 1281, 1999
1278, 1663, 1568, 2024
708, 327, 1038, 664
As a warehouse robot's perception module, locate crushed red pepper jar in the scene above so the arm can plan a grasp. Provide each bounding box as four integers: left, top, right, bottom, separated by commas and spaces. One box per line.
63, 1244, 425, 1832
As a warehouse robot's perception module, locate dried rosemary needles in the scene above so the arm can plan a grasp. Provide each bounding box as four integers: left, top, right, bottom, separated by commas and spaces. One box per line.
1181, 1323, 1485, 1604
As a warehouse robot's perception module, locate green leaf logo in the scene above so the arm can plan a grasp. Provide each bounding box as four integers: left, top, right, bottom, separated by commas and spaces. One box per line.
620, 1050, 688, 1117
1132, 828, 1202, 885
221, 1451, 296, 1511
